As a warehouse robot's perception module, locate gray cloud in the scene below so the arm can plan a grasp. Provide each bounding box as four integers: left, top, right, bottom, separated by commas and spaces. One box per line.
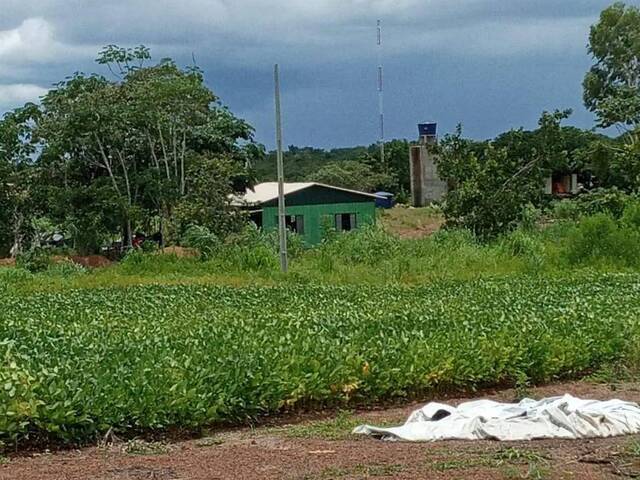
0, 0, 614, 145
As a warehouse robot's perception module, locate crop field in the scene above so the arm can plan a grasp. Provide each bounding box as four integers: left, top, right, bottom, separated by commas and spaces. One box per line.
1, 274, 639, 445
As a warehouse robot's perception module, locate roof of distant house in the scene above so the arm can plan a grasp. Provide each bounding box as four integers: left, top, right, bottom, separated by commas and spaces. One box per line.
231, 182, 380, 206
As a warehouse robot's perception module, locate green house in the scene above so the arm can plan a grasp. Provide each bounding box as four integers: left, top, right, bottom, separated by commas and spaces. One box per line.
233, 182, 378, 245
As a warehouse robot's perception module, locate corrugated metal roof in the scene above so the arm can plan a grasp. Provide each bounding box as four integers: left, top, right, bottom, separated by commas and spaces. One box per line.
231, 182, 380, 206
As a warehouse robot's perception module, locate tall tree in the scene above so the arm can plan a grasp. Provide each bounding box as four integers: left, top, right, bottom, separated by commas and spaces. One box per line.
35, 46, 260, 252
0, 104, 41, 256
583, 2, 640, 135
436, 111, 585, 237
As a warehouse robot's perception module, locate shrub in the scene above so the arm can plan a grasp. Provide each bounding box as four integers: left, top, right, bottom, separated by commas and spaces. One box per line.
119, 248, 147, 267
229, 244, 279, 272
519, 203, 541, 231
574, 188, 634, 218
564, 213, 640, 267
431, 228, 477, 248
501, 229, 543, 258
317, 225, 399, 265
15, 248, 51, 273
500, 229, 546, 272
552, 200, 581, 221
46, 259, 87, 276
621, 202, 640, 229
182, 225, 221, 260
140, 240, 159, 253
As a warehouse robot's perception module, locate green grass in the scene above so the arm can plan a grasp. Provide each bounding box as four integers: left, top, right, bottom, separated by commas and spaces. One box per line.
0, 275, 639, 445
3, 218, 640, 296
378, 205, 443, 236
2, 213, 640, 447
268, 410, 401, 441
120, 439, 170, 456
270, 411, 361, 440
430, 447, 549, 477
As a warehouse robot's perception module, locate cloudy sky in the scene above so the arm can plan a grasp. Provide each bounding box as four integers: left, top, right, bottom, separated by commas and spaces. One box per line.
0, 0, 615, 148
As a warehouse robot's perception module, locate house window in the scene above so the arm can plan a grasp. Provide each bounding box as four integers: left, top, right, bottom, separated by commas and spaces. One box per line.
335, 213, 357, 232
276, 215, 304, 235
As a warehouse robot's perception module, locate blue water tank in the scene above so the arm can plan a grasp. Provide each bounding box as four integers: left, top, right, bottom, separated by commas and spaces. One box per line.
375, 192, 395, 209
418, 122, 437, 137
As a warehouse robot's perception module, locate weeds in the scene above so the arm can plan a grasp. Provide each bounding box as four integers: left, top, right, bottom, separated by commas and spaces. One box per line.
121, 439, 169, 456
194, 436, 225, 447
273, 411, 359, 440
430, 447, 549, 479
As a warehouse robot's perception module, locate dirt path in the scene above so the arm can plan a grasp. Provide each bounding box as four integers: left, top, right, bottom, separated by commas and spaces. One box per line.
3, 381, 640, 480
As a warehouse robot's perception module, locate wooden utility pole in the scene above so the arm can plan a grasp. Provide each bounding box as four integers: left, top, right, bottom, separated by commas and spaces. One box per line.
274, 64, 288, 273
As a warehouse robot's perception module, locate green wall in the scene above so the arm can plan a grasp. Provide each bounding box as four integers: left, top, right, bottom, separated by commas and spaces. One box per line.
262, 202, 376, 245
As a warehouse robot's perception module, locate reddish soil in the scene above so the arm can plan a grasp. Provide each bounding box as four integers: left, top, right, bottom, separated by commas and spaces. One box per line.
3, 381, 640, 479
0, 258, 15, 267
68, 256, 113, 268
394, 219, 444, 240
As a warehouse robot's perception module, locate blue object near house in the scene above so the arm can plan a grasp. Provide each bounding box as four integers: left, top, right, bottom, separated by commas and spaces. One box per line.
375, 191, 394, 209
418, 122, 437, 137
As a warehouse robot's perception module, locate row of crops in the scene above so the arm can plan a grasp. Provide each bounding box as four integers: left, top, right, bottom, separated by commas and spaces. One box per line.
1, 274, 639, 444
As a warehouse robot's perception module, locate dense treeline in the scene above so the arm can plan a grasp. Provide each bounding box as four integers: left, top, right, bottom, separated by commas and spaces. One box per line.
0, 46, 264, 257
0, 2, 638, 256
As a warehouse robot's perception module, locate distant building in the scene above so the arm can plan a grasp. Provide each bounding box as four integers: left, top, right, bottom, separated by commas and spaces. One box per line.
544, 172, 580, 196
409, 122, 585, 203
410, 123, 447, 206
232, 182, 379, 245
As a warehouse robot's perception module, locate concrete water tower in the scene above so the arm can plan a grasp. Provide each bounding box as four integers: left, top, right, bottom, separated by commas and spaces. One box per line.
409, 122, 447, 206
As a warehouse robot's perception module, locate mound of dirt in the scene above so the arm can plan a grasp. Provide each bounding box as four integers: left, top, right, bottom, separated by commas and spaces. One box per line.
0, 258, 15, 267
70, 255, 113, 268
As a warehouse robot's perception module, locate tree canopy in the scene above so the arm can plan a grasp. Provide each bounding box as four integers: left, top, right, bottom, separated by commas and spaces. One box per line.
583, 2, 640, 132
0, 46, 262, 255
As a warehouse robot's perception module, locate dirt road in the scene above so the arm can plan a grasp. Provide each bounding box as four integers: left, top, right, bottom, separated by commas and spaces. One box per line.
3, 381, 640, 480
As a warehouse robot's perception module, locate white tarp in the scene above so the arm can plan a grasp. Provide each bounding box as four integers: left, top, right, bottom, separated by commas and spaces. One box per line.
353, 394, 640, 442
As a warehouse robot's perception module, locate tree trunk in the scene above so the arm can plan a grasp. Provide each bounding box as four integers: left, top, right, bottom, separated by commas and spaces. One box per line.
124, 217, 133, 250
180, 131, 186, 195
10, 207, 23, 258
157, 123, 171, 180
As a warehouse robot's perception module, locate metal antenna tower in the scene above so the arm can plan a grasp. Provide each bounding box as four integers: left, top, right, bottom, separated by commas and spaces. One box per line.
377, 20, 385, 165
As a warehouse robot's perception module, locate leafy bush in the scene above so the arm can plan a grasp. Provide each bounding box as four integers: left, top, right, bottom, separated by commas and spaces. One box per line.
621, 202, 640, 229
519, 203, 541, 231
552, 200, 581, 221
0, 275, 637, 444
140, 240, 159, 253
573, 188, 634, 218
431, 228, 477, 248
228, 244, 279, 272
315, 225, 399, 265
119, 248, 147, 267
182, 225, 221, 260
501, 229, 543, 258
15, 248, 51, 273
564, 213, 640, 267
46, 259, 87, 276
